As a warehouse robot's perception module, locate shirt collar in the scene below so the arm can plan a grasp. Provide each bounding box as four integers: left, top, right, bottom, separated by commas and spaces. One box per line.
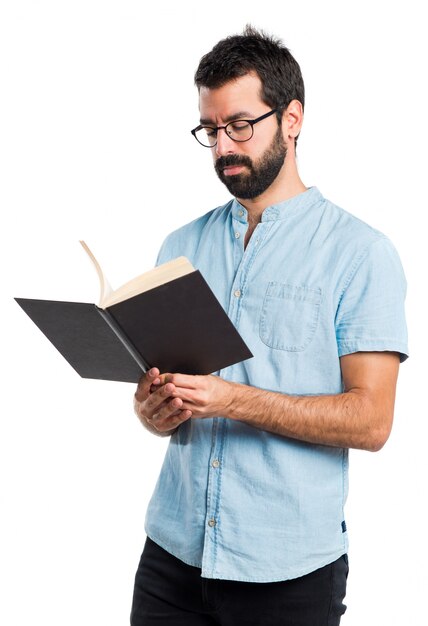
231, 186, 323, 223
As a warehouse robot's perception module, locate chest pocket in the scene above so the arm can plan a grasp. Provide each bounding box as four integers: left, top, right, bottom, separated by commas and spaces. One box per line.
259, 282, 322, 351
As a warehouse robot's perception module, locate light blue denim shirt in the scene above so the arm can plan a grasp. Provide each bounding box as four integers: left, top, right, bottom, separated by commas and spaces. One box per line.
144, 186, 408, 582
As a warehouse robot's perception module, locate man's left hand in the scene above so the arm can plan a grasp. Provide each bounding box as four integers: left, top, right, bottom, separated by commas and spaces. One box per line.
151, 373, 235, 419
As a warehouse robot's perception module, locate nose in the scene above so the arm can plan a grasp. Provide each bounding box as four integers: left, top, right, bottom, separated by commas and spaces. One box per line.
214, 128, 236, 157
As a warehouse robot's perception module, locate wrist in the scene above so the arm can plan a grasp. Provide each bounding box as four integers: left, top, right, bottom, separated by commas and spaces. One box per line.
223, 381, 245, 420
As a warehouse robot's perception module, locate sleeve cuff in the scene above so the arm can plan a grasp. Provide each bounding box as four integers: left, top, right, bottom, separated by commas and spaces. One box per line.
337, 339, 409, 363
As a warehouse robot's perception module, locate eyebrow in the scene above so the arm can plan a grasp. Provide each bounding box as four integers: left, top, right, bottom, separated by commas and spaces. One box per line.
199, 111, 254, 126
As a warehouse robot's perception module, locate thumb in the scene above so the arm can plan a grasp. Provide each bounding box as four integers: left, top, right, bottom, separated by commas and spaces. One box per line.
135, 367, 160, 402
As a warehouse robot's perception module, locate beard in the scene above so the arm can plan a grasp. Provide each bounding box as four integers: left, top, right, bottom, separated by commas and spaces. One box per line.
214, 126, 287, 200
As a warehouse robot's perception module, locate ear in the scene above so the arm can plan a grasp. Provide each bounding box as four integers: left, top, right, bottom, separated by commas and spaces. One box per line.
281, 99, 304, 140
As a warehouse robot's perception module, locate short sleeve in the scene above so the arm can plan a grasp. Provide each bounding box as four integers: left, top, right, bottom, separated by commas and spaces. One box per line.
155, 234, 175, 267
335, 236, 409, 363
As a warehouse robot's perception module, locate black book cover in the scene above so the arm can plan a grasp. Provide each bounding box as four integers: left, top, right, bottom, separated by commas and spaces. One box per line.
15, 271, 253, 383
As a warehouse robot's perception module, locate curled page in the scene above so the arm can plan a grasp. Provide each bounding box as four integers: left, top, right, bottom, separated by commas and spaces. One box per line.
79, 240, 113, 307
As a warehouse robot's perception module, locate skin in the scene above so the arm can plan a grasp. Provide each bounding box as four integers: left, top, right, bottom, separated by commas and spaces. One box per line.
134, 72, 401, 451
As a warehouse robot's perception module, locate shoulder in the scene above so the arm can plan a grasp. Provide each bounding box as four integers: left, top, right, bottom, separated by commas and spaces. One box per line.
315, 191, 404, 268
156, 199, 233, 264
318, 192, 385, 247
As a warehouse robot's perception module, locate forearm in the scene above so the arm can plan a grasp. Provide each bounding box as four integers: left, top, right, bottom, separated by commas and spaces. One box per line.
149, 354, 398, 449
224, 382, 391, 451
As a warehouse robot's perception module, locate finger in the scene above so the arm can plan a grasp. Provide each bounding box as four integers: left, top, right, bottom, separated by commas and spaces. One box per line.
162, 373, 199, 389
144, 382, 176, 418
167, 386, 198, 403
149, 381, 163, 393
135, 368, 160, 402
151, 409, 193, 433
148, 372, 173, 393
154, 372, 173, 385
151, 396, 183, 422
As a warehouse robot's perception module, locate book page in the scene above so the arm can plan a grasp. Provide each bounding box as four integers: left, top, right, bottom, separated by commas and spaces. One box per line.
80, 240, 114, 306
101, 256, 195, 308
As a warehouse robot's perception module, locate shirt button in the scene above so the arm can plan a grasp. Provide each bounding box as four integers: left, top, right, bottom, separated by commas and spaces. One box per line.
235, 231, 240, 239
208, 518, 216, 527
234, 289, 241, 298
238, 209, 244, 217
212, 459, 220, 468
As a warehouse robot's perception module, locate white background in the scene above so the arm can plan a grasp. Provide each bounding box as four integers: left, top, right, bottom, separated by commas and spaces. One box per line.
1, 1, 426, 624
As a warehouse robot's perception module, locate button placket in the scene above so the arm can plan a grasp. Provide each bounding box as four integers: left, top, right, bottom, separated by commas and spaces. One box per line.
229, 222, 268, 323
230, 218, 246, 314
202, 213, 266, 577
202, 416, 227, 577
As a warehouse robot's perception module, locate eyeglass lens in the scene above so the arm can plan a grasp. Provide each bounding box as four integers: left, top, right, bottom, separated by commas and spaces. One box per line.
196, 120, 253, 147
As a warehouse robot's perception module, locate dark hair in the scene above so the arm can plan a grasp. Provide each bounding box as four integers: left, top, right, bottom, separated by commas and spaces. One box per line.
194, 25, 305, 146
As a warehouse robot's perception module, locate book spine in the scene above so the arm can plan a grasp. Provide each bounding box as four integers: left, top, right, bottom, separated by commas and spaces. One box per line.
96, 306, 150, 374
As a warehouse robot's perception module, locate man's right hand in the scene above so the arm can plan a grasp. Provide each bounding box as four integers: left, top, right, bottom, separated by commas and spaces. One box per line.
133, 367, 192, 437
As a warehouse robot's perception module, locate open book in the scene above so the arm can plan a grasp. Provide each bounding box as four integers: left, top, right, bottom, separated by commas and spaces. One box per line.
15, 242, 253, 383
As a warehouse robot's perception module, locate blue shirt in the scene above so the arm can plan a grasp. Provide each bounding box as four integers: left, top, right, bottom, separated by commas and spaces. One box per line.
144, 186, 408, 582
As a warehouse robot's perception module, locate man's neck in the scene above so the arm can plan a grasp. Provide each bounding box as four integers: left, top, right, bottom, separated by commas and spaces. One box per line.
236, 152, 307, 224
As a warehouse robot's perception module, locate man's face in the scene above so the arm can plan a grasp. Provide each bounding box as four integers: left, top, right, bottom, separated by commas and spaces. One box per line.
198, 72, 287, 200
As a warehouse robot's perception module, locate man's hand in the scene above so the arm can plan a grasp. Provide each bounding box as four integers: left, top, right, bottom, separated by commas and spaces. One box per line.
134, 368, 192, 437
154, 372, 235, 419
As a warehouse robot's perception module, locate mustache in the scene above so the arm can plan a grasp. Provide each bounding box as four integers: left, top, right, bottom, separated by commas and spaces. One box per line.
215, 154, 253, 173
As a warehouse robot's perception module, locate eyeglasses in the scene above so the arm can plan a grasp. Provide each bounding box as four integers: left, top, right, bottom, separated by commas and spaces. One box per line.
191, 108, 278, 148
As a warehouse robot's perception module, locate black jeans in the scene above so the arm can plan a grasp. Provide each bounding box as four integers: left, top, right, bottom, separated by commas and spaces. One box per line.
130, 537, 349, 625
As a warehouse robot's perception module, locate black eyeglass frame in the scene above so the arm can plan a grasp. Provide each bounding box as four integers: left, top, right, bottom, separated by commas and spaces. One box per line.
191, 108, 279, 147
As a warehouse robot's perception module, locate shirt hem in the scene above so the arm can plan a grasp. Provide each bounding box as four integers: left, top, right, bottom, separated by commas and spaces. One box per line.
145, 530, 203, 569
203, 550, 348, 582
145, 530, 348, 582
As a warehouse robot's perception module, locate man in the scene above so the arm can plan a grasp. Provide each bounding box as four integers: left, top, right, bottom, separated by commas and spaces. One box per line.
131, 26, 408, 625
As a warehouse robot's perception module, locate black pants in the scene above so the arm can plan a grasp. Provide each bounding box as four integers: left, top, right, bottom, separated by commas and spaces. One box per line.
130, 537, 349, 625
